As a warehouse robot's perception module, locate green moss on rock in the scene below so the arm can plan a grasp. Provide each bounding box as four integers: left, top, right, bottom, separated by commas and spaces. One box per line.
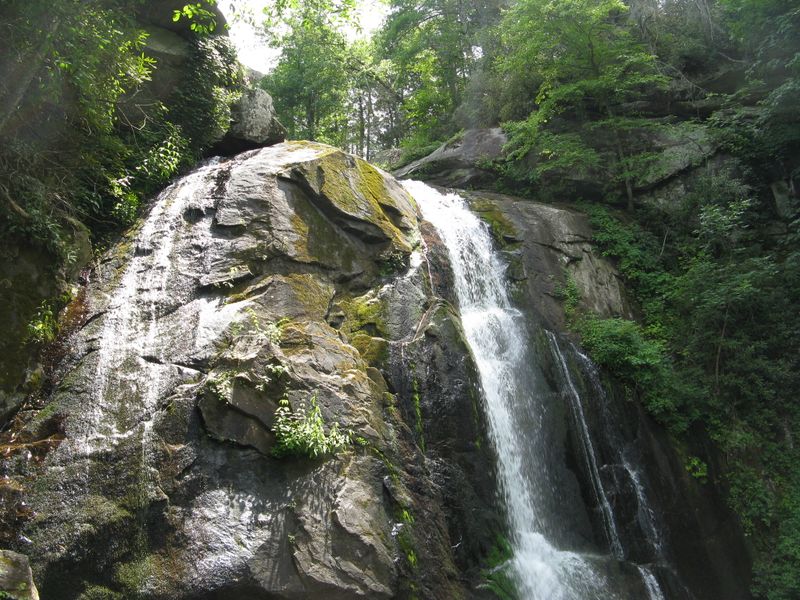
340, 292, 389, 338
469, 198, 520, 249
287, 142, 416, 253
350, 333, 389, 368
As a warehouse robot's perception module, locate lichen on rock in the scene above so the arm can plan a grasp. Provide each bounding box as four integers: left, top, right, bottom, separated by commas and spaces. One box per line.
3, 142, 500, 600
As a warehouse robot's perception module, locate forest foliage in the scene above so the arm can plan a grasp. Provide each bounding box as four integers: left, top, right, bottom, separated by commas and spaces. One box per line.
260, 1, 800, 597
0, 0, 241, 260
1, 0, 799, 598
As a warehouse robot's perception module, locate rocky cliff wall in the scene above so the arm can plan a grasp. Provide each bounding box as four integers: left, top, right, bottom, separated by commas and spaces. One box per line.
1, 143, 500, 599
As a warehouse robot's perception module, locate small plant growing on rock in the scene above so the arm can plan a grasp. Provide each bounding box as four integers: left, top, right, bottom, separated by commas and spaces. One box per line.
271, 395, 350, 459
246, 308, 283, 345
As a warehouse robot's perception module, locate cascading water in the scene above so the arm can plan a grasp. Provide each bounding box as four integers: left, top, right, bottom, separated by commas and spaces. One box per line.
548, 333, 669, 600
74, 158, 226, 488
406, 180, 620, 600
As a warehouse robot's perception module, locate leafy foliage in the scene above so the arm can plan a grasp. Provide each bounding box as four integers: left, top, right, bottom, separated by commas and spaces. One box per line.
271, 396, 351, 459
0, 1, 242, 256
583, 167, 800, 597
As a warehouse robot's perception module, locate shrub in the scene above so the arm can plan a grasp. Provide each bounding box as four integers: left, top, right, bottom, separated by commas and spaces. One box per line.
271, 395, 350, 459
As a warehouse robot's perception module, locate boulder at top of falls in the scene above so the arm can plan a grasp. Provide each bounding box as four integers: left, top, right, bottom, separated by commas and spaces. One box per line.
393, 127, 507, 188
0, 550, 39, 600
215, 88, 287, 155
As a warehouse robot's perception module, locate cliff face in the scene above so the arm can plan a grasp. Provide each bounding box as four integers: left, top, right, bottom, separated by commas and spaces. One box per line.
1, 140, 752, 600
3, 142, 498, 599
462, 190, 752, 599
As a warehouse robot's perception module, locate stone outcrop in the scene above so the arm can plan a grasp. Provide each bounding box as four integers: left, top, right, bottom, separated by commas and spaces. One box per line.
0, 550, 39, 600
394, 128, 507, 188
2, 143, 499, 599
215, 88, 287, 155
136, 0, 227, 38
461, 190, 634, 331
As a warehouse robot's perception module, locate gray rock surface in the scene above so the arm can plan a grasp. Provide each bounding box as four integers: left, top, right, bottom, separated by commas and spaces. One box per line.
136, 0, 227, 39
394, 128, 507, 188
3, 143, 499, 599
461, 190, 633, 331
216, 88, 287, 155
0, 550, 39, 600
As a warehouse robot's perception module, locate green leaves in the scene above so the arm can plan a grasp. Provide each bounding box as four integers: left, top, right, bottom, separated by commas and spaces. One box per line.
172, 2, 219, 35
496, 0, 665, 197
271, 396, 351, 459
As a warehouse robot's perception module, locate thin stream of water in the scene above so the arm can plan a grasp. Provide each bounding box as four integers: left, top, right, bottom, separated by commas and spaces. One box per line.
406, 180, 613, 600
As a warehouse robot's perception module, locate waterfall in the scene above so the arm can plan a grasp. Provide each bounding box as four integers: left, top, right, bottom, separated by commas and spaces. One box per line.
547, 333, 669, 600
571, 348, 667, 560
547, 330, 624, 558
406, 181, 618, 600
81, 159, 224, 461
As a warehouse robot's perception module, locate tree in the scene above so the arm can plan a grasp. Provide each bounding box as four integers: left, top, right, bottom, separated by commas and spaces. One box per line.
374, 0, 503, 148
262, 10, 351, 144
496, 0, 666, 209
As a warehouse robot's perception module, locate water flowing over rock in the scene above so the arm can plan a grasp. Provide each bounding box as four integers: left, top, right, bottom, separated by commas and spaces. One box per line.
6, 142, 499, 599
2, 142, 750, 600
407, 181, 652, 599
460, 189, 752, 600
405, 181, 750, 600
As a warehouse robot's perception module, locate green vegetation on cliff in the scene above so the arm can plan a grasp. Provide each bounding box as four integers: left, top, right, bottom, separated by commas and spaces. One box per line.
0, 1, 239, 254
257, 0, 800, 596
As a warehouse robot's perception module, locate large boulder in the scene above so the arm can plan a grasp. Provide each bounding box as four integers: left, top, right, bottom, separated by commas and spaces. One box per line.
136, 0, 228, 39
215, 88, 287, 155
1, 143, 499, 599
394, 128, 507, 188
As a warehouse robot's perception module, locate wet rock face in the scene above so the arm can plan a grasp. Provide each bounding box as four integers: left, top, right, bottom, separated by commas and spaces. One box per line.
394, 128, 507, 188
461, 190, 634, 331
468, 191, 751, 600
7, 142, 498, 599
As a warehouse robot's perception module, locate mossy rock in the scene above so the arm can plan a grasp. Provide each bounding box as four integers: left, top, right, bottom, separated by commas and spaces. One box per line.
467, 198, 520, 249
340, 292, 389, 339
350, 333, 390, 369
78, 585, 124, 600
286, 142, 418, 253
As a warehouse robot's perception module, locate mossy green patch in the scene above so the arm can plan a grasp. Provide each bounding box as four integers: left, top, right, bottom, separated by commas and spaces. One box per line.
79, 585, 124, 600
469, 199, 519, 249
411, 377, 425, 453
291, 146, 414, 253
282, 274, 333, 320
340, 292, 389, 338
287, 184, 359, 271
114, 555, 158, 597
481, 534, 518, 600
350, 333, 390, 368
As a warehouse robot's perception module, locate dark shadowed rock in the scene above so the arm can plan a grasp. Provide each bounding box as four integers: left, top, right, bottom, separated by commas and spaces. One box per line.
394, 128, 507, 188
